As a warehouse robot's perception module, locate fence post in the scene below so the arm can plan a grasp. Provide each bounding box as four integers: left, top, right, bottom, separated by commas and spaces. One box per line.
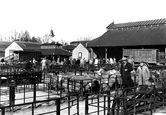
150, 95, 153, 115
124, 89, 127, 115
68, 95, 70, 115
9, 79, 15, 111
32, 103, 34, 115
97, 94, 100, 115
107, 91, 110, 115
33, 83, 36, 105
67, 78, 69, 93
85, 94, 89, 115
77, 93, 79, 115
23, 79, 26, 104
153, 85, 156, 112
133, 87, 136, 115
104, 96, 106, 115
1, 107, 5, 115
56, 98, 61, 115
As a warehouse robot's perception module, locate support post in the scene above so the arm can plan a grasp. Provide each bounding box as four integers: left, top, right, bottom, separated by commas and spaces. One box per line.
9, 80, 15, 109
85, 94, 89, 115
56, 98, 61, 115
105, 48, 107, 61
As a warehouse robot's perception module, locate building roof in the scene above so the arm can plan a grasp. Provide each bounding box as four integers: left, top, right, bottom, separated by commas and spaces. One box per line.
15, 41, 41, 51
42, 42, 62, 46
0, 41, 12, 51
70, 40, 89, 47
87, 19, 166, 47
62, 45, 76, 52
106, 19, 166, 29
41, 48, 72, 56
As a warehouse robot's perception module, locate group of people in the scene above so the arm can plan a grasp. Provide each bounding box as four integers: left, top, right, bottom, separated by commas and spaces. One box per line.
91, 56, 151, 92
117, 56, 151, 89
24, 55, 151, 90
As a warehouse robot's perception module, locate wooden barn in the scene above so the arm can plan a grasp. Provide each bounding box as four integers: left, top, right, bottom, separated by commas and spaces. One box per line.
87, 19, 166, 63
5, 41, 41, 62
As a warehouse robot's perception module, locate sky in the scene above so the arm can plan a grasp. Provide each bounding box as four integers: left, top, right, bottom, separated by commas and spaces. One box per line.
0, 0, 166, 43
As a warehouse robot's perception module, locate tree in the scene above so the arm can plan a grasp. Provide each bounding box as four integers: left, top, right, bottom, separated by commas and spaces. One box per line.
31, 36, 38, 42
20, 30, 31, 42
2, 29, 53, 43
14, 30, 39, 42
41, 34, 50, 43
10, 31, 15, 41
13, 29, 18, 41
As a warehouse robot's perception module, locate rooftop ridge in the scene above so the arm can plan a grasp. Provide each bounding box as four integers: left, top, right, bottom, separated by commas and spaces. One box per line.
107, 18, 166, 29
15, 41, 41, 44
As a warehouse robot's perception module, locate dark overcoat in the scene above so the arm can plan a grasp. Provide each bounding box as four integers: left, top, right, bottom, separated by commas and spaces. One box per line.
120, 62, 134, 87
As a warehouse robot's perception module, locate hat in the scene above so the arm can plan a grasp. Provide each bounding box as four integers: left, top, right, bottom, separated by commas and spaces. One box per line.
122, 57, 127, 61
140, 61, 144, 66
140, 63, 144, 66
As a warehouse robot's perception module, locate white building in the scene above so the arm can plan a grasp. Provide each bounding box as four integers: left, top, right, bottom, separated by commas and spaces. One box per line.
72, 43, 96, 62
5, 41, 41, 61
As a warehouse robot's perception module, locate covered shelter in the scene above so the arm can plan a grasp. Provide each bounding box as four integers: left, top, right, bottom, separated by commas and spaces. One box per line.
5, 41, 41, 62
41, 42, 72, 62
87, 19, 166, 61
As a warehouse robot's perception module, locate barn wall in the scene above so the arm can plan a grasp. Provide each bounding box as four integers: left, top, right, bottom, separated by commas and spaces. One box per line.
91, 45, 166, 62
92, 47, 122, 61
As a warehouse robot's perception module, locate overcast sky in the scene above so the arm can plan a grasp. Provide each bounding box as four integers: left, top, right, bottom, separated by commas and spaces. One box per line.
0, 0, 166, 43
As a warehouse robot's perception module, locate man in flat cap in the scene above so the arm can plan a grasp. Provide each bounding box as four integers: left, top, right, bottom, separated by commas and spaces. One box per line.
120, 57, 134, 88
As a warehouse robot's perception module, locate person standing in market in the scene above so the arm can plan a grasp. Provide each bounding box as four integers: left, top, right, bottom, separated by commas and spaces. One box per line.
136, 61, 150, 86
120, 57, 134, 88
41, 57, 47, 71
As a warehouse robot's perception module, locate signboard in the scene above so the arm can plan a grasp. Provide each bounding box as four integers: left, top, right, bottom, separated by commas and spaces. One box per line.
123, 49, 158, 63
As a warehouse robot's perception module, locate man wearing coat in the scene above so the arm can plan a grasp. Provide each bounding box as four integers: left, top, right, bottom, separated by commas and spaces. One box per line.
136, 62, 150, 86
120, 57, 134, 88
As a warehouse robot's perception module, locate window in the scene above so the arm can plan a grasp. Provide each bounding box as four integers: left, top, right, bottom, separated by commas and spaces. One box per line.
78, 52, 82, 58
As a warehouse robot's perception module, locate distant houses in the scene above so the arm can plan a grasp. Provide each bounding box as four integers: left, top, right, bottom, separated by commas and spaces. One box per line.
4, 41, 73, 62
5, 41, 41, 62
0, 40, 97, 63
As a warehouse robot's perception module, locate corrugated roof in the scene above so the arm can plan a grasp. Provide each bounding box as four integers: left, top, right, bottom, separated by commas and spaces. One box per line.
0, 41, 12, 51
42, 42, 62, 46
15, 41, 41, 51
62, 45, 76, 51
70, 41, 89, 47
41, 48, 71, 56
107, 19, 166, 29
87, 19, 166, 47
